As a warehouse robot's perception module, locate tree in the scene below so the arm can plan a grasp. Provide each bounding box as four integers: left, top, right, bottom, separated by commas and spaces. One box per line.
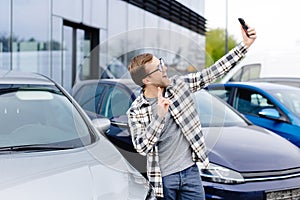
0, 34, 18, 52
205, 28, 237, 68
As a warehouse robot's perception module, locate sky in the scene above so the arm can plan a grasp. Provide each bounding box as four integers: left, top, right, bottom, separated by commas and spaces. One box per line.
204, 0, 300, 55
204, 0, 300, 77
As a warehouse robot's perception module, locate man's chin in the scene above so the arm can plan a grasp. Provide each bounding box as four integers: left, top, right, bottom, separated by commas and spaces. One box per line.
164, 78, 169, 83
162, 79, 171, 87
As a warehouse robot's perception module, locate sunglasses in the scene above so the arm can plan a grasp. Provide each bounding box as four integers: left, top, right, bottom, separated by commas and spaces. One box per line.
143, 58, 165, 78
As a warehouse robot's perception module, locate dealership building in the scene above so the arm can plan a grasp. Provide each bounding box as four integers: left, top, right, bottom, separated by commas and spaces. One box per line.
0, 0, 206, 91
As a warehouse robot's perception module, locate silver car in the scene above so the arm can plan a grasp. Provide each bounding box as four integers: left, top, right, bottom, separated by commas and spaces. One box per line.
0, 71, 154, 200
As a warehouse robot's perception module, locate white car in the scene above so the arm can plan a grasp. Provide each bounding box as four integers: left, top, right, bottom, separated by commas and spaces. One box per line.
0, 71, 154, 200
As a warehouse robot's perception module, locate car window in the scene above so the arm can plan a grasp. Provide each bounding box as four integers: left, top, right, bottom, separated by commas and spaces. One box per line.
101, 59, 131, 79
107, 62, 130, 78
100, 86, 132, 119
269, 89, 300, 118
207, 87, 232, 102
74, 83, 106, 113
229, 64, 261, 82
234, 88, 275, 116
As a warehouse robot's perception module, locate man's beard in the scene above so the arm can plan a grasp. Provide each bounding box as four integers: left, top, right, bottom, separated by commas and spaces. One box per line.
153, 82, 168, 88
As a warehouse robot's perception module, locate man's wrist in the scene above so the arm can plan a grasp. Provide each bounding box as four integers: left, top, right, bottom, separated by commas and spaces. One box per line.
237, 42, 249, 55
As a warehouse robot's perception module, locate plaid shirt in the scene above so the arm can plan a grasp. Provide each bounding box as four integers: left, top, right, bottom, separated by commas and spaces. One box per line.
127, 42, 248, 197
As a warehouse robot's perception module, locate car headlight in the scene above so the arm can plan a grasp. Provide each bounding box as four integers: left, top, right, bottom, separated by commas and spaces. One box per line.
199, 163, 245, 184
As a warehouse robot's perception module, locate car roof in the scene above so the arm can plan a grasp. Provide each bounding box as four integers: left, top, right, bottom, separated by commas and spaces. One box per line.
211, 81, 300, 91
251, 77, 300, 81
73, 78, 140, 91
0, 70, 54, 85
250, 77, 300, 87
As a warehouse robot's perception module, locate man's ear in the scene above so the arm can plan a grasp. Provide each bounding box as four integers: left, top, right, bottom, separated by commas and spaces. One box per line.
142, 77, 151, 85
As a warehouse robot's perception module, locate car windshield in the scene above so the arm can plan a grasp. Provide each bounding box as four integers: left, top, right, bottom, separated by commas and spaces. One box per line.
193, 90, 247, 127
268, 89, 300, 118
0, 84, 94, 149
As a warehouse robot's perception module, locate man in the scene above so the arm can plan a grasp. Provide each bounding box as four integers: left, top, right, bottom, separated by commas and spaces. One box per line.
127, 25, 256, 199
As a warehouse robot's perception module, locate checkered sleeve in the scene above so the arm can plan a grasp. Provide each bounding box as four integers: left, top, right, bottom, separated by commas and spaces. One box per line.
127, 107, 165, 156
183, 42, 248, 92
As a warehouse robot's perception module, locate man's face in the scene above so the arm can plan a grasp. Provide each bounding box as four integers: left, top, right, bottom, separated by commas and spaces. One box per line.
143, 56, 171, 88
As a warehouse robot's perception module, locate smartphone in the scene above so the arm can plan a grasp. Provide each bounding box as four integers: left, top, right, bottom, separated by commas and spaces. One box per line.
238, 18, 249, 37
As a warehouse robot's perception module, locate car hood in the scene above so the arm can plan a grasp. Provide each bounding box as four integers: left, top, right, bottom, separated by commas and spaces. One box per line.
0, 136, 150, 200
202, 125, 300, 172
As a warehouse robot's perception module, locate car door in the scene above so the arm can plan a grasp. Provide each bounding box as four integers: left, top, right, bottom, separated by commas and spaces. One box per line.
98, 84, 147, 175
232, 87, 300, 144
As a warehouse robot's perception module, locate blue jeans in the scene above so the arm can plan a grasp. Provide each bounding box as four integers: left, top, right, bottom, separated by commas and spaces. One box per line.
158, 164, 205, 200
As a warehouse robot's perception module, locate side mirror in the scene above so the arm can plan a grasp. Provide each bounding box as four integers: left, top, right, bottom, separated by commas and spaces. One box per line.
258, 108, 287, 122
110, 115, 128, 128
92, 118, 111, 134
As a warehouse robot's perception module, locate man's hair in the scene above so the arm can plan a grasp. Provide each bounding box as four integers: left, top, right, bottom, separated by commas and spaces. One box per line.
128, 53, 153, 86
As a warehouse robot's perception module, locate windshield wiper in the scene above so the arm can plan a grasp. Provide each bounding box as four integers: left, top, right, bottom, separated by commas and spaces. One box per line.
0, 144, 74, 153
0, 85, 63, 95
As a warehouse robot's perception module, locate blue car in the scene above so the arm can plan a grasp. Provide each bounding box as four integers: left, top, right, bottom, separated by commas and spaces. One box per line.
206, 82, 300, 147
72, 79, 300, 199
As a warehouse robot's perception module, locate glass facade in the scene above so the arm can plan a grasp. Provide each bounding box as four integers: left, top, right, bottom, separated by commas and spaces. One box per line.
0, 0, 11, 69
0, 0, 206, 92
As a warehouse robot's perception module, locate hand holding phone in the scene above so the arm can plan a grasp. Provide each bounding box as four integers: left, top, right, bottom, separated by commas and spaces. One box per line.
238, 18, 249, 37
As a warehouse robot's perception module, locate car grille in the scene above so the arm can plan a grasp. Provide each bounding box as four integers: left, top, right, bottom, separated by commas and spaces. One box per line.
266, 188, 300, 200
242, 167, 300, 182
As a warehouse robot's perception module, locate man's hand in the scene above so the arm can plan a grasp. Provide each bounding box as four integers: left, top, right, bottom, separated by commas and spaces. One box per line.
241, 25, 257, 48
157, 87, 171, 118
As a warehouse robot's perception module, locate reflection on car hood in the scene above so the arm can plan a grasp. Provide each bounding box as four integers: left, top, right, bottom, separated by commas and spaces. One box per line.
203, 125, 300, 172
0, 136, 149, 199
